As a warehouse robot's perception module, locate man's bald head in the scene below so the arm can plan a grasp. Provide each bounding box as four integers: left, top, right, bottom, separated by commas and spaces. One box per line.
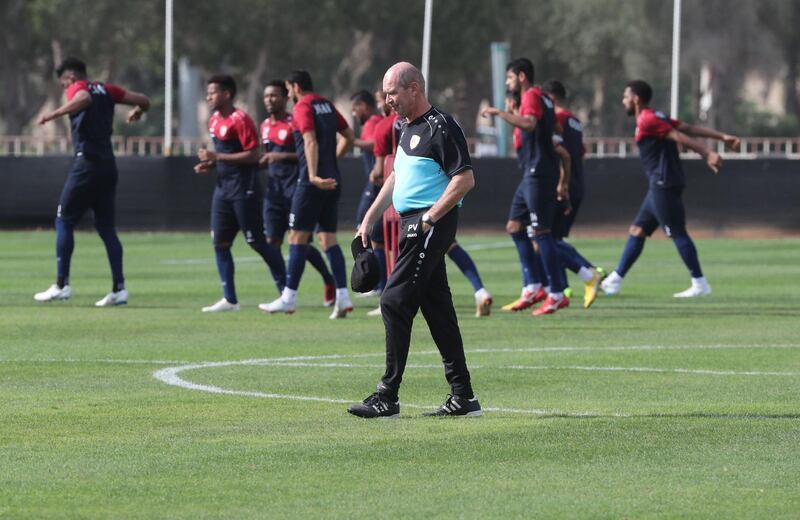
384, 62, 426, 93
382, 62, 429, 120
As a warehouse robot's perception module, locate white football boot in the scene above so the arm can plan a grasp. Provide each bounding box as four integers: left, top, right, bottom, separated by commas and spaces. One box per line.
258, 297, 296, 314
474, 288, 493, 317
34, 284, 71, 302
202, 298, 240, 313
329, 296, 354, 319
95, 289, 128, 307
673, 277, 712, 298
600, 271, 623, 296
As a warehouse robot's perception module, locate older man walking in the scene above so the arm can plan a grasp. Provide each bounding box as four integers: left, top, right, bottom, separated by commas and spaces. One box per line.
347, 62, 482, 419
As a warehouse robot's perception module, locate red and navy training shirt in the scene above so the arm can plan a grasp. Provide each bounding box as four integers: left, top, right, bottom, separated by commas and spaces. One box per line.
208, 108, 261, 199
635, 108, 684, 188
291, 93, 349, 185
260, 114, 296, 181
555, 108, 586, 199
372, 112, 400, 158
359, 113, 384, 179
65, 80, 125, 160
519, 87, 559, 179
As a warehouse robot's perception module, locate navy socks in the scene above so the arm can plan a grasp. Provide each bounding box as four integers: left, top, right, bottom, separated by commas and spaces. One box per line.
616, 235, 646, 277
214, 247, 237, 303
286, 244, 309, 291
447, 244, 483, 292
96, 226, 125, 292
673, 234, 703, 278
325, 244, 348, 289
55, 219, 74, 288
510, 230, 538, 286
249, 239, 286, 293
557, 240, 592, 274
306, 245, 335, 285
533, 233, 565, 293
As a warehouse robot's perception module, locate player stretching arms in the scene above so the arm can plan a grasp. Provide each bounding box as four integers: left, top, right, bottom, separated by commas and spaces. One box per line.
601, 80, 740, 297
34, 57, 150, 306
261, 70, 356, 318
194, 75, 287, 313
259, 80, 337, 306
483, 58, 569, 315
543, 80, 604, 308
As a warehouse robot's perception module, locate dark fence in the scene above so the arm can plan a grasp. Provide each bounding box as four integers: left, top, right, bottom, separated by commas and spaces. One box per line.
1, 156, 797, 231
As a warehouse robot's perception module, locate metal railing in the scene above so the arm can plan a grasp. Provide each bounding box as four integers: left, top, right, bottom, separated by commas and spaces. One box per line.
1, 135, 799, 159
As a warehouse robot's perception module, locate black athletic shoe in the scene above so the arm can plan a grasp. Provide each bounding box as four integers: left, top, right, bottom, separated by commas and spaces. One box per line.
422, 394, 483, 417
347, 392, 400, 418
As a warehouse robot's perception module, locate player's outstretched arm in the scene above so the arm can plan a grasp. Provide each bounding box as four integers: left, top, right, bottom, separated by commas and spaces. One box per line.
37, 90, 91, 125
118, 91, 150, 123
676, 122, 740, 151
481, 106, 537, 132
354, 137, 375, 152
667, 129, 722, 173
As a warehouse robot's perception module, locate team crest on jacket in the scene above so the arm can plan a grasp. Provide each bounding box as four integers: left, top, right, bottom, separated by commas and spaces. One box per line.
410, 134, 420, 149
278, 129, 288, 140
220, 125, 228, 137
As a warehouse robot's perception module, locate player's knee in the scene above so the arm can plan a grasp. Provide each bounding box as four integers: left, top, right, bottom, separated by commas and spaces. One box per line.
506, 220, 523, 234
266, 236, 283, 247
629, 225, 646, 238
213, 240, 232, 250
447, 242, 458, 253
372, 241, 384, 250
318, 232, 337, 250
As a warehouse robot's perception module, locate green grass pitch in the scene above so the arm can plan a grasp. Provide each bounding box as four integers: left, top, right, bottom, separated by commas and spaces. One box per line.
1, 230, 799, 518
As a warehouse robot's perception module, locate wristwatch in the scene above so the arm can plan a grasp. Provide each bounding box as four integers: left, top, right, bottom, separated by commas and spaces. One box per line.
422, 213, 435, 226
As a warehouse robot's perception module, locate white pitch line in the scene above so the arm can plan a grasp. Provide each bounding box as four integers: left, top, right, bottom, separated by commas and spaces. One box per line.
247, 361, 800, 377
0, 358, 190, 365
460, 240, 514, 252
152, 361, 618, 417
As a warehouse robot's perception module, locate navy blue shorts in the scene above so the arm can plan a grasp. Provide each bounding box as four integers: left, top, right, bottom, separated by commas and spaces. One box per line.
211, 193, 264, 245
633, 187, 687, 237
263, 179, 297, 240
552, 197, 582, 240
289, 183, 340, 233
508, 176, 558, 231
57, 157, 118, 227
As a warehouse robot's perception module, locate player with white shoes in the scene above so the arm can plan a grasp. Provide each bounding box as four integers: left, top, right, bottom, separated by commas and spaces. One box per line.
601, 80, 740, 298
33, 57, 150, 307
260, 70, 356, 319
195, 75, 288, 313
259, 80, 338, 307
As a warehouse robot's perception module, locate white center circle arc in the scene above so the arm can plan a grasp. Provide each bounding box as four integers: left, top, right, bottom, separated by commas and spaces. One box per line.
152, 344, 800, 418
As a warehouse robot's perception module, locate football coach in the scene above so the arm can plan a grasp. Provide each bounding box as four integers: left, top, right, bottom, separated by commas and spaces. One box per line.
348, 62, 482, 419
